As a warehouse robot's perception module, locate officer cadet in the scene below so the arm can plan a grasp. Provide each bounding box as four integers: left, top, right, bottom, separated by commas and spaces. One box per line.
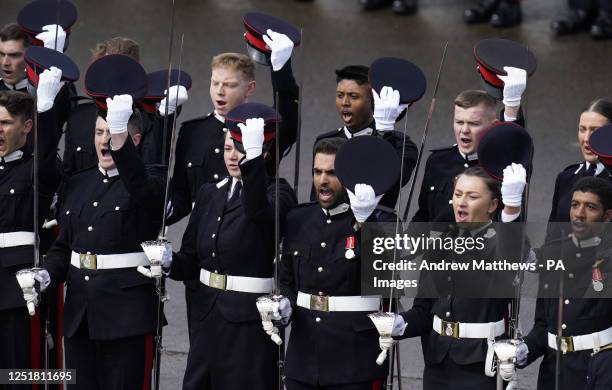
0, 67, 63, 380
517, 177, 612, 390
278, 135, 399, 389
313, 62, 421, 209
552, 0, 612, 39
410, 39, 534, 224
167, 102, 296, 390
463, 0, 522, 28
547, 99, 612, 242
62, 37, 186, 175
29, 57, 165, 390
169, 12, 299, 225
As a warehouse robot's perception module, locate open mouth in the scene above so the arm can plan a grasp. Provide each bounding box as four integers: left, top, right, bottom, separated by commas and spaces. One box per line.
100, 146, 111, 159
319, 187, 333, 202
456, 209, 469, 222
216, 100, 226, 108
0, 139, 5, 151
341, 110, 353, 124
460, 136, 472, 147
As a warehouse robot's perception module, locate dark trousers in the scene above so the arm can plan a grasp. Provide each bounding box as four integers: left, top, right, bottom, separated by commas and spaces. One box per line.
423, 355, 499, 390
585, 349, 612, 390
0, 307, 33, 390
570, 0, 612, 13
64, 317, 153, 390
182, 301, 278, 390
285, 378, 384, 390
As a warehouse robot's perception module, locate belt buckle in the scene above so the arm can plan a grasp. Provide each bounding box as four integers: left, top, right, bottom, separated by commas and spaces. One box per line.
208, 272, 226, 290
310, 295, 329, 312
79, 253, 97, 270
558, 336, 574, 354
441, 320, 460, 339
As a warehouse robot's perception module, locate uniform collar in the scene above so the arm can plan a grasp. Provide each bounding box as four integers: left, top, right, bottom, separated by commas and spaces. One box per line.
459, 220, 493, 238
98, 165, 119, 178
322, 202, 350, 217
0, 150, 24, 163
570, 233, 601, 248
2, 78, 29, 91
213, 110, 225, 123
580, 161, 605, 176
342, 120, 376, 139
458, 148, 479, 162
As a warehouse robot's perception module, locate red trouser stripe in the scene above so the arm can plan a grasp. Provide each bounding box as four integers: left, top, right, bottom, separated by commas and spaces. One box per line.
30, 312, 41, 390
143, 334, 154, 390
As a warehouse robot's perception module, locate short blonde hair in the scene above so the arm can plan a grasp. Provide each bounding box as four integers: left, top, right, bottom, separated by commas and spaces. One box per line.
211, 53, 255, 81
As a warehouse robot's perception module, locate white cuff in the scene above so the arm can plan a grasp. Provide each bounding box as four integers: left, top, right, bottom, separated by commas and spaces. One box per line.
501, 209, 520, 222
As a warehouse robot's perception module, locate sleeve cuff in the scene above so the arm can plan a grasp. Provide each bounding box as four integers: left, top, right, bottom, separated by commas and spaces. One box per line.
501, 209, 521, 222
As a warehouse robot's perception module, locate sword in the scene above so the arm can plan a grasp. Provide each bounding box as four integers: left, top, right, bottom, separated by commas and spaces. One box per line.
292, 27, 304, 194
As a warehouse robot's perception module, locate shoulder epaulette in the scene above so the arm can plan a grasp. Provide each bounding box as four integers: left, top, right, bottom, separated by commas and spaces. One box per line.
181, 113, 214, 126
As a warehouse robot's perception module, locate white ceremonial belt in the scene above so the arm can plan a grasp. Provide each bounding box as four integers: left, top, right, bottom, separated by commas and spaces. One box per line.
199, 268, 273, 294
433, 314, 505, 339
547, 326, 612, 353
70, 251, 148, 270
296, 291, 381, 312
0, 231, 35, 248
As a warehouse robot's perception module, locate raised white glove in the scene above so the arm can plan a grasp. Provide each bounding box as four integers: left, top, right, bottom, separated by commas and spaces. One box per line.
347, 184, 383, 223
36, 67, 64, 113
35, 24, 66, 53
158, 85, 188, 116
105, 95, 133, 134
515, 341, 528, 366
372, 86, 408, 131
34, 269, 51, 292
271, 297, 292, 325
262, 29, 294, 72
499, 66, 527, 108
238, 117, 265, 160
501, 163, 527, 208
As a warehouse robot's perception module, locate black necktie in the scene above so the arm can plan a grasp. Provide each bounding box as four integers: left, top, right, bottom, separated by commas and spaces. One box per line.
228, 181, 242, 205
585, 164, 597, 177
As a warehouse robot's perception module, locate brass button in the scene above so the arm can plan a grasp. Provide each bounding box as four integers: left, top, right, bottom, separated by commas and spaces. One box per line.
87, 226, 93, 231
293, 251, 298, 256
317, 266, 323, 272
217, 217, 221, 222
103, 179, 108, 183
430, 186, 435, 191
326, 219, 332, 224
320, 242, 326, 248
213, 174, 219, 179
115, 206, 120, 211
187, 162, 193, 168
445, 312, 450, 317
564, 299, 570, 305
84, 276, 90, 281
214, 148, 220, 154
65, 210, 70, 215
212, 233, 216, 238
562, 324, 567, 330
9, 189, 15, 194
315, 317, 321, 323
93, 202, 98, 207
76, 146, 82, 152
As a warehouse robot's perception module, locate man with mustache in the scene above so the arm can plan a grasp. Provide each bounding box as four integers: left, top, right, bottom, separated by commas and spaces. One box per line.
517, 177, 612, 389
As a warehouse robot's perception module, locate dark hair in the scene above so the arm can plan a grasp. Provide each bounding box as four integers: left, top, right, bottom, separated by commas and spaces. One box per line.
454, 90, 497, 111
0, 23, 30, 47
0, 91, 34, 122
455, 166, 502, 202
583, 98, 612, 123
313, 137, 347, 157
127, 107, 143, 137
335, 65, 369, 85
572, 176, 612, 210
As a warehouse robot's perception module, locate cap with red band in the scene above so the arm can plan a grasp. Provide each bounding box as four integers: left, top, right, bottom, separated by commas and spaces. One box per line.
225, 102, 281, 153
242, 11, 301, 66
588, 124, 612, 166
17, 0, 77, 51
477, 122, 533, 181
473, 38, 537, 100
24, 46, 79, 87
141, 69, 193, 113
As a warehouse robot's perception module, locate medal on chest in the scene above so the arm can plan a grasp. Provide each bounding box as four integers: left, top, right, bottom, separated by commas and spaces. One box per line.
592, 265, 604, 292
345, 235, 356, 260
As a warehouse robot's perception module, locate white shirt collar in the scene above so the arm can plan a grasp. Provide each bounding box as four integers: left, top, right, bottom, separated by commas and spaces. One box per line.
584, 161, 605, 176
322, 202, 350, 217
343, 126, 374, 139
98, 165, 119, 177
1, 150, 24, 163
214, 110, 225, 123
228, 177, 243, 199
458, 149, 478, 161
2, 78, 29, 91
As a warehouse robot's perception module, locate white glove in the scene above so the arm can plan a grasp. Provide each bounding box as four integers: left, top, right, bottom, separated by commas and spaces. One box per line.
238, 117, 265, 160
498, 362, 515, 381
515, 341, 528, 366
34, 269, 51, 292
35, 24, 66, 53
138, 241, 172, 279
161, 243, 173, 269
372, 86, 408, 131
36, 67, 64, 113
391, 314, 407, 336
347, 184, 383, 223
271, 297, 292, 325
499, 66, 527, 108
501, 163, 527, 208
105, 95, 133, 134
158, 85, 188, 116
262, 29, 294, 72
379, 335, 396, 351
